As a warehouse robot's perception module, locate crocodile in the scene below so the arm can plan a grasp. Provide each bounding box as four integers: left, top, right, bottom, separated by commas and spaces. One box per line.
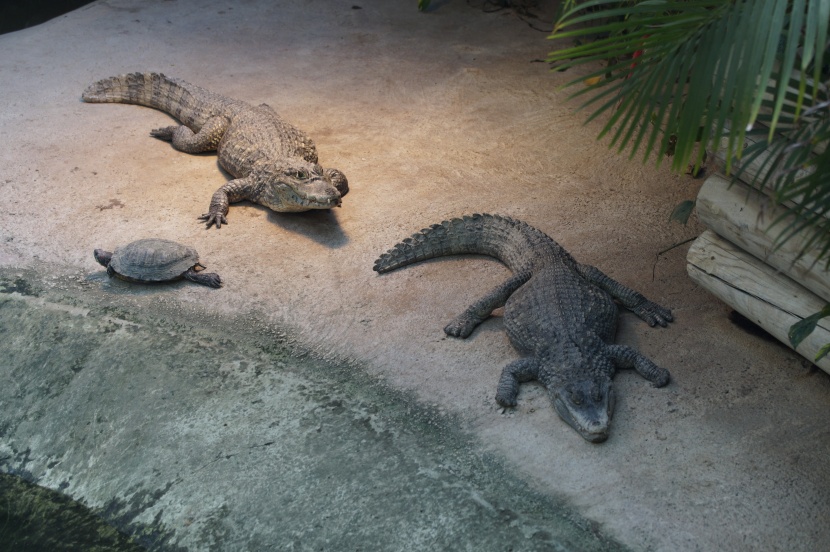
373, 214, 673, 442
82, 72, 348, 228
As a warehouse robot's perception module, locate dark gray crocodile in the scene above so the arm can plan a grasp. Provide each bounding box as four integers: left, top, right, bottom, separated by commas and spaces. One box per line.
82, 72, 348, 228
373, 214, 673, 443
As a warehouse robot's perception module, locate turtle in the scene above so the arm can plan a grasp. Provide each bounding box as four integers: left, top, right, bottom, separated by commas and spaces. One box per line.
93, 238, 222, 288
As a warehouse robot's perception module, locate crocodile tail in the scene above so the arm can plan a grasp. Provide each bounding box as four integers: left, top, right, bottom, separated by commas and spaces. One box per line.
81, 72, 217, 128
373, 213, 545, 274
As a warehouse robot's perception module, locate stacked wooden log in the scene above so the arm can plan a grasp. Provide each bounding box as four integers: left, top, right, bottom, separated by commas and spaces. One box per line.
686, 147, 830, 373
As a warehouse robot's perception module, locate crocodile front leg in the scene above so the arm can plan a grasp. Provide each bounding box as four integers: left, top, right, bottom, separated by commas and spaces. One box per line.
199, 176, 257, 229
150, 116, 229, 154
576, 263, 673, 327
324, 168, 349, 198
606, 344, 670, 387
444, 270, 532, 338
495, 357, 540, 407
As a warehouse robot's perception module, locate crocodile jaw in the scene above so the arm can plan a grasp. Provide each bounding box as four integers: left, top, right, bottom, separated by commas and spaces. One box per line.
552, 379, 615, 443
257, 173, 342, 212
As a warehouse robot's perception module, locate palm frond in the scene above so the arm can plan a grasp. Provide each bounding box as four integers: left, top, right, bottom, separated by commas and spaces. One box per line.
548, 0, 830, 267
548, 0, 828, 171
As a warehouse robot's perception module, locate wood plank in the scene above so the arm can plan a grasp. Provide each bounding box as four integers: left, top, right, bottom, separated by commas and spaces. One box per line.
695, 173, 830, 303
686, 230, 830, 374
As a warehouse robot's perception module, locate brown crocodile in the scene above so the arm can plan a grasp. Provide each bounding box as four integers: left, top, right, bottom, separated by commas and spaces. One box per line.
373, 214, 673, 443
82, 72, 348, 228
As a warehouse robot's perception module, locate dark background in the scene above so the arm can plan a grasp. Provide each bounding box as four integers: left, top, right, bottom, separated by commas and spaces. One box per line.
1, 0, 94, 35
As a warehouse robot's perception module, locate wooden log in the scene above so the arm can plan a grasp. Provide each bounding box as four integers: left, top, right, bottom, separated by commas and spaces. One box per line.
687, 230, 830, 374
695, 173, 830, 303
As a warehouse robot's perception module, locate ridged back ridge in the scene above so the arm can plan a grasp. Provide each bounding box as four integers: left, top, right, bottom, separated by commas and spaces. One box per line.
373, 213, 559, 274
81, 72, 227, 129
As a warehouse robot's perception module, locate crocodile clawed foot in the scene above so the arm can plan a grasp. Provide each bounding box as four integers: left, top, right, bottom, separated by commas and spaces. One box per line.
150, 125, 177, 141
444, 313, 482, 338
198, 212, 228, 229
633, 300, 673, 328
650, 367, 671, 388
325, 168, 349, 198
495, 393, 518, 408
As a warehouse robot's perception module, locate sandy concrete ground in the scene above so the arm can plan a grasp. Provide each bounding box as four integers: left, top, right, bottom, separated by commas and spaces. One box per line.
1, 0, 829, 550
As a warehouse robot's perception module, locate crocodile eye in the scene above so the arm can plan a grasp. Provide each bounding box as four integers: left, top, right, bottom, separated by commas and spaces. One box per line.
570, 391, 583, 406
296, 170, 308, 179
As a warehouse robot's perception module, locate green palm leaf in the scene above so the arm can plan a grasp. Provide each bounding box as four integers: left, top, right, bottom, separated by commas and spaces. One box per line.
549, 0, 830, 266
550, 1, 830, 350
548, 0, 828, 171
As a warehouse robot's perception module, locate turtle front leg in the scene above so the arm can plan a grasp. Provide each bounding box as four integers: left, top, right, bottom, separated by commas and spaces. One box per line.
199, 176, 257, 229
183, 267, 222, 288
150, 116, 229, 154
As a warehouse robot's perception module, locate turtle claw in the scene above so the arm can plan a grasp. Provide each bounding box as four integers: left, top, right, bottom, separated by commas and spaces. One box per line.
183, 268, 222, 288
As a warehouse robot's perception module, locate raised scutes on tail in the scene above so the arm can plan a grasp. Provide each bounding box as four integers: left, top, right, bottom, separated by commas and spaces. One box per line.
373, 213, 673, 443
83, 72, 348, 229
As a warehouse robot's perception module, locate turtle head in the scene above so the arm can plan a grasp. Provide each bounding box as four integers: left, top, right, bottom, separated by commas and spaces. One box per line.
551, 378, 615, 443
93, 249, 113, 267
256, 163, 344, 213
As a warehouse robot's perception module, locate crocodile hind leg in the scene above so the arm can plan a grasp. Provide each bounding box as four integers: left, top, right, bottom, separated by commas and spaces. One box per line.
199, 176, 257, 229
150, 116, 229, 154
576, 263, 673, 327
606, 344, 670, 387
444, 270, 532, 338
495, 357, 540, 407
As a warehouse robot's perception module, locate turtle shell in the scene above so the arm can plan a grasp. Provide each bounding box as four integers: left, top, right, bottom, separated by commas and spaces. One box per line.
109, 239, 200, 283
